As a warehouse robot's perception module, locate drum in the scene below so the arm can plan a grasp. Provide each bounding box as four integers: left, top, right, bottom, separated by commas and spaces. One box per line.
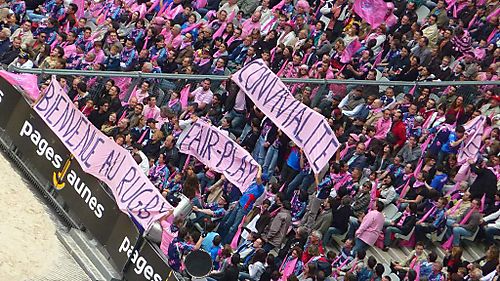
184, 250, 213, 278
173, 193, 193, 220
145, 221, 162, 243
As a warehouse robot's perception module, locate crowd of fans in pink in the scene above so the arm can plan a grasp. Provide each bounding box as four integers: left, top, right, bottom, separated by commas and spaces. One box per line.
1, 0, 500, 280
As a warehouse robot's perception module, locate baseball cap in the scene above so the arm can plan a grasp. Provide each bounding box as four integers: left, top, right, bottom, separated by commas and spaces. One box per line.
18, 52, 29, 60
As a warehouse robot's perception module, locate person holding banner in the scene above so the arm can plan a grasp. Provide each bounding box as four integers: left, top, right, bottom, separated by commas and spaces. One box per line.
219, 166, 267, 245
167, 226, 205, 272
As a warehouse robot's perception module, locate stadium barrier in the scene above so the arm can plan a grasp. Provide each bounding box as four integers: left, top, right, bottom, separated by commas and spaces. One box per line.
1, 68, 499, 280
0, 76, 177, 281
11, 66, 500, 107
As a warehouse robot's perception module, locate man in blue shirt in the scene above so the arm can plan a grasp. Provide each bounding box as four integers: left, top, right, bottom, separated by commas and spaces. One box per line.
428, 165, 448, 193
219, 166, 267, 245
438, 125, 467, 164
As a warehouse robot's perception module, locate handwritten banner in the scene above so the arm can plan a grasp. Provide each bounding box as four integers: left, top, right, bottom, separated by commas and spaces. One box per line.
178, 119, 259, 191
232, 59, 339, 173
33, 79, 172, 229
457, 116, 487, 164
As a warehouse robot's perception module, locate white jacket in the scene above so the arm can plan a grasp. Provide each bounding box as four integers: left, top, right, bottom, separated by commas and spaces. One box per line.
484, 209, 500, 230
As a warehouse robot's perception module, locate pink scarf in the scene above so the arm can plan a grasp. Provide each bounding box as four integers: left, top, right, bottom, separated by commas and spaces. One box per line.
182, 22, 203, 34
442, 207, 477, 250
168, 98, 179, 108
418, 206, 437, 224
137, 127, 149, 144
230, 215, 247, 248
226, 35, 238, 46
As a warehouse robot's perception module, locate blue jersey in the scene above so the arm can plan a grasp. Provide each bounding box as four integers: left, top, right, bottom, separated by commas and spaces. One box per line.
239, 182, 264, 211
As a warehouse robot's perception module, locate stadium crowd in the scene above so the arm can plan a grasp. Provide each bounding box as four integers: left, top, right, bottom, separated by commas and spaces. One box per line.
1, 0, 500, 280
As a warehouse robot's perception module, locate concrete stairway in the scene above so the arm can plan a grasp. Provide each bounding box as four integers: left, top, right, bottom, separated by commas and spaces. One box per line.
57, 228, 121, 281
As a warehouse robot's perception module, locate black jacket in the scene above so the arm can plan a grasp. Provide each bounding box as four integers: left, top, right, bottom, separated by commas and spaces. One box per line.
0, 45, 20, 65
395, 214, 417, 235
470, 165, 497, 201
330, 205, 354, 233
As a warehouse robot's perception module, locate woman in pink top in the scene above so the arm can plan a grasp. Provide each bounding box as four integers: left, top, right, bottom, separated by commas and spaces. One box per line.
352, 200, 385, 254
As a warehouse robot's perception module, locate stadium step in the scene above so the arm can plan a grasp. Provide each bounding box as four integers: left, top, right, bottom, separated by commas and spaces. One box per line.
386, 247, 408, 263
463, 243, 485, 262
367, 247, 392, 265
57, 228, 121, 281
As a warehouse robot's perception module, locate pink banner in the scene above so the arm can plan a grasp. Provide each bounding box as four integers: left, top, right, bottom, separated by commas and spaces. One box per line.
232, 59, 340, 174
33, 79, 173, 229
0, 71, 40, 101
457, 116, 486, 164
353, 0, 390, 28
178, 119, 259, 191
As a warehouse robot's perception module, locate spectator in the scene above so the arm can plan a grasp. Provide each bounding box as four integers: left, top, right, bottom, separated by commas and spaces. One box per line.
352, 201, 385, 254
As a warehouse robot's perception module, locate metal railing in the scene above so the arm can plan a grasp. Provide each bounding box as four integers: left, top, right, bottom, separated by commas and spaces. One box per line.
11, 66, 500, 86
10, 66, 500, 107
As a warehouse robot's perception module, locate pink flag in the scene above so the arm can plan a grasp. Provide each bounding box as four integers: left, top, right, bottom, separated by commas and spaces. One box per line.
408, 84, 417, 95
276, 60, 289, 77
0, 71, 40, 101
147, 0, 160, 14
487, 7, 500, 21
137, 128, 149, 144
279, 257, 298, 281
372, 50, 384, 68
165, 4, 184, 20
134, 4, 147, 19
73, 0, 85, 18
195, 0, 207, 9
272, 0, 286, 12
230, 215, 246, 248
118, 110, 127, 123
179, 84, 190, 109
340, 39, 362, 64
182, 22, 203, 34
420, 133, 433, 151
112, 77, 132, 100
488, 29, 497, 43
213, 22, 227, 38
413, 158, 424, 178
353, 0, 390, 28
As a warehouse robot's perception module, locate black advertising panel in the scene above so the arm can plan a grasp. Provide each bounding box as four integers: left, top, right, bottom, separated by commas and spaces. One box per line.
104, 212, 142, 271
3, 100, 122, 245
0, 76, 22, 129
123, 240, 177, 281
1, 79, 174, 280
